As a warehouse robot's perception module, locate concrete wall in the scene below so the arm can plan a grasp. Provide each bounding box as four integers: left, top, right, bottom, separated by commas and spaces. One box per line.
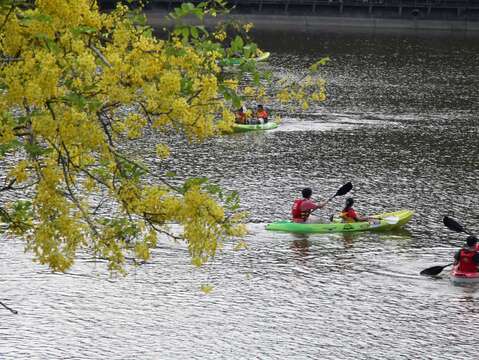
145, 10, 479, 33
99, 1, 479, 32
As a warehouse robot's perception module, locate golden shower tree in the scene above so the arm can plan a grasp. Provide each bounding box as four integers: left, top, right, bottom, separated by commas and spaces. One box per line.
0, 0, 327, 272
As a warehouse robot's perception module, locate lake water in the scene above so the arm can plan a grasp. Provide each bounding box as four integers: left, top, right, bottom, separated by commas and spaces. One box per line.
1, 28, 478, 359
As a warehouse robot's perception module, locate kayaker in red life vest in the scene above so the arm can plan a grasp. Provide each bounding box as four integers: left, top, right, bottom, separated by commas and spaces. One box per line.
256, 104, 268, 124
291, 188, 327, 223
454, 236, 479, 273
340, 197, 373, 223
235, 107, 247, 124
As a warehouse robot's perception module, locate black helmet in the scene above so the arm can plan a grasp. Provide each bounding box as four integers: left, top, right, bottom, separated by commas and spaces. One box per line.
302, 188, 312, 198
345, 197, 354, 207
466, 235, 478, 248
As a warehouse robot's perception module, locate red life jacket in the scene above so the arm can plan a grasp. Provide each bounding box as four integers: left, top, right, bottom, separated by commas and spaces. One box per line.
340, 208, 357, 223
457, 248, 479, 273
235, 112, 247, 124
291, 199, 309, 221
257, 110, 268, 119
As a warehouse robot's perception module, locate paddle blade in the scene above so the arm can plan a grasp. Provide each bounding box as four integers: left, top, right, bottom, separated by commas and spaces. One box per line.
335, 182, 353, 197
420, 263, 453, 276
443, 216, 466, 233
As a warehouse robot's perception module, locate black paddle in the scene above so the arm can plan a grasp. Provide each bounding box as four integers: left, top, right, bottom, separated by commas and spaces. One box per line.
310, 182, 352, 218
326, 182, 353, 203
420, 263, 454, 276
443, 216, 472, 235
0, 300, 18, 314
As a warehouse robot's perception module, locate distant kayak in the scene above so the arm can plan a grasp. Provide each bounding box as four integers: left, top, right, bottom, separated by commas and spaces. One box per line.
232, 121, 278, 133
266, 210, 413, 234
221, 51, 270, 66
450, 264, 479, 283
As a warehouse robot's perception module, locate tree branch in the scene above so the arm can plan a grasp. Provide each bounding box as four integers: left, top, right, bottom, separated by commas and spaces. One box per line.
89, 44, 112, 68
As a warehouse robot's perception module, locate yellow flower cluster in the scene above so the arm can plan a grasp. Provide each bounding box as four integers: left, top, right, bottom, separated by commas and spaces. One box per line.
0, 0, 325, 275
0, 0, 250, 273
213, 30, 227, 41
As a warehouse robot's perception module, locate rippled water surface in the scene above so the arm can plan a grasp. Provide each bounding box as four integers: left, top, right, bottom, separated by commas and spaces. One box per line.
1, 29, 479, 359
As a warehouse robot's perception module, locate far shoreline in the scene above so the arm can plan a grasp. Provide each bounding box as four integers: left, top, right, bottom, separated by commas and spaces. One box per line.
145, 10, 479, 34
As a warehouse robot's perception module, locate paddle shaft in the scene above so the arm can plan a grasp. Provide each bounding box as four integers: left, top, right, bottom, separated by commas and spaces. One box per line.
0, 300, 18, 314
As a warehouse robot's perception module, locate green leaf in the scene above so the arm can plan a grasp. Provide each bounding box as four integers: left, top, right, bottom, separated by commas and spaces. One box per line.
190, 26, 198, 39
23, 142, 50, 157
231, 93, 241, 108
20, 13, 52, 25
252, 72, 260, 86
0, 140, 21, 157
205, 183, 222, 196
231, 36, 244, 52
196, 25, 209, 37
181, 2, 195, 12
318, 56, 331, 65
62, 93, 87, 108
310, 56, 331, 72
181, 177, 209, 193
181, 77, 193, 95
87, 98, 103, 112
71, 26, 97, 36
33, 33, 52, 41
130, 14, 147, 26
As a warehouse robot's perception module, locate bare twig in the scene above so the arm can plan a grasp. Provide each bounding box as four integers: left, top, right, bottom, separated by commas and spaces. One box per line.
0, 178, 16, 192
89, 44, 112, 68
0, 1, 16, 32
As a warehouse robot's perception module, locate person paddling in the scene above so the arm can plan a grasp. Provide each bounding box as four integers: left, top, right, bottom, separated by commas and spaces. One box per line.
291, 188, 327, 223
235, 107, 247, 124
256, 104, 268, 124
340, 197, 374, 223
453, 236, 479, 273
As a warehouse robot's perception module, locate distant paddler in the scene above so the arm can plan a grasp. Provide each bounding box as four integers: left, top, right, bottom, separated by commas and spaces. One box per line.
453, 235, 479, 273
255, 104, 269, 124
234, 106, 248, 124
421, 217, 479, 277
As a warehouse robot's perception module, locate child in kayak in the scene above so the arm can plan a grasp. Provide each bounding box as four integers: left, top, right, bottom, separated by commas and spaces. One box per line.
340, 198, 375, 223
453, 236, 479, 273
291, 188, 327, 223
256, 104, 268, 124
235, 107, 247, 124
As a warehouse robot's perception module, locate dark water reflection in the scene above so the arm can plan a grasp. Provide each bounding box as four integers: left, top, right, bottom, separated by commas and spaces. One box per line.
1, 30, 479, 359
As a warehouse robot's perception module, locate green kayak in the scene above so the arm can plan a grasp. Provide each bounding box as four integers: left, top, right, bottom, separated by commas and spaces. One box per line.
232, 121, 278, 133
266, 210, 414, 234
